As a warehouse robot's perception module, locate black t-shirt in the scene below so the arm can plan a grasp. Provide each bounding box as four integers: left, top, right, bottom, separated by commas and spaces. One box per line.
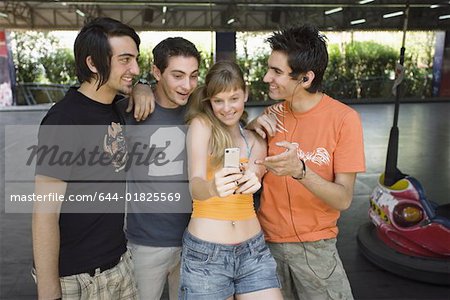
35, 88, 127, 276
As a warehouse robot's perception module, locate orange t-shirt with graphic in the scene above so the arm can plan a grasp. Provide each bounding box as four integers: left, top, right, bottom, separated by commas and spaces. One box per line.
258, 94, 365, 243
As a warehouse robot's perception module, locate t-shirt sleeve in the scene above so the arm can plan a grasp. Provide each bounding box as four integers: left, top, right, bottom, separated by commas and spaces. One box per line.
334, 109, 366, 173
113, 96, 131, 122
34, 112, 79, 181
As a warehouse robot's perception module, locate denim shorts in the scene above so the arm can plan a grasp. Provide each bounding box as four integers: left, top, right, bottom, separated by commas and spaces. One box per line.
179, 230, 280, 300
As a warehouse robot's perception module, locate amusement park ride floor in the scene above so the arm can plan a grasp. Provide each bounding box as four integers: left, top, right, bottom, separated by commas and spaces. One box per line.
1, 102, 449, 299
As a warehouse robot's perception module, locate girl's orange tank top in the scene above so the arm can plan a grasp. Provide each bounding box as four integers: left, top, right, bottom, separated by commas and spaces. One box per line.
192, 157, 256, 220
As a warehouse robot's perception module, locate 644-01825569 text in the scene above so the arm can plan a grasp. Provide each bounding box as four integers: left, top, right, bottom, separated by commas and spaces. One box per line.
9, 192, 181, 202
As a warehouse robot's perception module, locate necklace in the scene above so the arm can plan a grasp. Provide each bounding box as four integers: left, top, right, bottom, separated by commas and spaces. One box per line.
238, 125, 252, 158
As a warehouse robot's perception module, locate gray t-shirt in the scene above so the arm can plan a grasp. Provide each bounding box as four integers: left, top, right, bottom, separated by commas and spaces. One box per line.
119, 100, 191, 247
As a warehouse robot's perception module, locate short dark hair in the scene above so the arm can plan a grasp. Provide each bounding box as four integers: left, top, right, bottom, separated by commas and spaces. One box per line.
74, 17, 140, 89
152, 37, 201, 74
267, 24, 328, 93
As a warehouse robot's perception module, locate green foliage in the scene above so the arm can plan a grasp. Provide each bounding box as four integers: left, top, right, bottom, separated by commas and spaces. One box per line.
402, 47, 433, 98
138, 48, 152, 79
236, 32, 271, 101
40, 48, 76, 84
236, 33, 434, 101
12, 31, 49, 82
342, 41, 397, 98
323, 44, 356, 99
346, 41, 397, 78
12, 31, 77, 84
198, 51, 213, 85
11, 31, 434, 100
322, 42, 399, 99
237, 52, 269, 102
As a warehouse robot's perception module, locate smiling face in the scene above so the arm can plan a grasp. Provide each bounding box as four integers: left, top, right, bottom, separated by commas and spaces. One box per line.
103, 35, 140, 96
210, 88, 247, 127
153, 55, 199, 108
263, 50, 299, 102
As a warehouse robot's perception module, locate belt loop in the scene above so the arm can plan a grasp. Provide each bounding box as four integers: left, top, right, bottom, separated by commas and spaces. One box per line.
249, 240, 255, 256
255, 237, 260, 255
249, 233, 258, 256
212, 245, 219, 261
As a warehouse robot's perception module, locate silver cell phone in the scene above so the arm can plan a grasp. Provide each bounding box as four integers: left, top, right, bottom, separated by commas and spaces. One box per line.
224, 148, 240, 168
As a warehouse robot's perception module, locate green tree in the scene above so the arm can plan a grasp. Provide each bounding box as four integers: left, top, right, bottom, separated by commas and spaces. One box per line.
137, 47, 152, 79
40, 48, 76, 84
402, 32, 435, 98
237, 52, 269, 102
198, 50, 213, 85
343, 41, 397, 98
11, 31, 58, 82
323, 44, 356, 99
236, 32, 270, 102
12, 31, 79, 84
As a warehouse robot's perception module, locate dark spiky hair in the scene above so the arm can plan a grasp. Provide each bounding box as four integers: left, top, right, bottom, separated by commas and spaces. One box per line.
267, 24, 328, 93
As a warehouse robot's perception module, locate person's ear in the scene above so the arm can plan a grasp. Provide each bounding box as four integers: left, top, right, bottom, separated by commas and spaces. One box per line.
86, 56, 98, 73
152, 65, 162, 81
244, 87, 249, 103
301, 71, 315, 85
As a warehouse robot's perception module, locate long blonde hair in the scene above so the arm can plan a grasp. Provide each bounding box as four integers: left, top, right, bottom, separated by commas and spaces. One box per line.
186, 61, 247, 167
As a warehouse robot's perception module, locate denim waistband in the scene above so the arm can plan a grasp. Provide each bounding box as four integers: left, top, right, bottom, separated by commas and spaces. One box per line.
183, 230, 265, 256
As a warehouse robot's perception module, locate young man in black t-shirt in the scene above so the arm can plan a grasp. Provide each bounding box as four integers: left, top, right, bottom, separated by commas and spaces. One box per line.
32, 17, 140, 300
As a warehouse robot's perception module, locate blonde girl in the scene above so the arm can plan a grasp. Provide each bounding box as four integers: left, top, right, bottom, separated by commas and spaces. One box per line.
179, 61, 282, 300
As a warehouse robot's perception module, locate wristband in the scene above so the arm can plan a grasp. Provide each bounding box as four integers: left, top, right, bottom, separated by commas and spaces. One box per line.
292, 158, 306, 180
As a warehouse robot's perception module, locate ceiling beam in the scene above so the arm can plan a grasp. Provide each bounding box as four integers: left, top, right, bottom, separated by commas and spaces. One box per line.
1, 1, 449, 31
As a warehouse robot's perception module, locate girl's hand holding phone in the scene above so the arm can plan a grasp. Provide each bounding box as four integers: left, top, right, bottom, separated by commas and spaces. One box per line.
212, 167, 243, 198
235, 170, 261, 194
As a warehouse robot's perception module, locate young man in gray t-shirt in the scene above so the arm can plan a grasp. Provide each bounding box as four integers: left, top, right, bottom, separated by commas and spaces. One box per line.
120, 37, 200, 300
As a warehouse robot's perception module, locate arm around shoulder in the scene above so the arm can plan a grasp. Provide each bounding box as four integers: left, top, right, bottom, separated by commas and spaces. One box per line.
127, 83, 155, 121
246, 108, 278, 139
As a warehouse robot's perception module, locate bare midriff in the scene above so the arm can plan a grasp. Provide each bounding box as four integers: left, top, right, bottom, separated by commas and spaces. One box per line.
188, 217, 261, 244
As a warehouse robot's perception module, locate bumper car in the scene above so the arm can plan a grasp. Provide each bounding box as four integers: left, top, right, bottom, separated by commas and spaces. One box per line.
369, 175, 450, 258
358, 174, 450, 285
357, 5, 450, 285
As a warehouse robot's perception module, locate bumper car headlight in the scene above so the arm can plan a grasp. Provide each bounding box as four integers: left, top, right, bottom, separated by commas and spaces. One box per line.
393, 203, 423, 227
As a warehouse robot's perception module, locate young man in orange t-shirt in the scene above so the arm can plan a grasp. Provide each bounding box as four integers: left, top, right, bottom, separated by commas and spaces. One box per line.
250, 25, 365, 299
